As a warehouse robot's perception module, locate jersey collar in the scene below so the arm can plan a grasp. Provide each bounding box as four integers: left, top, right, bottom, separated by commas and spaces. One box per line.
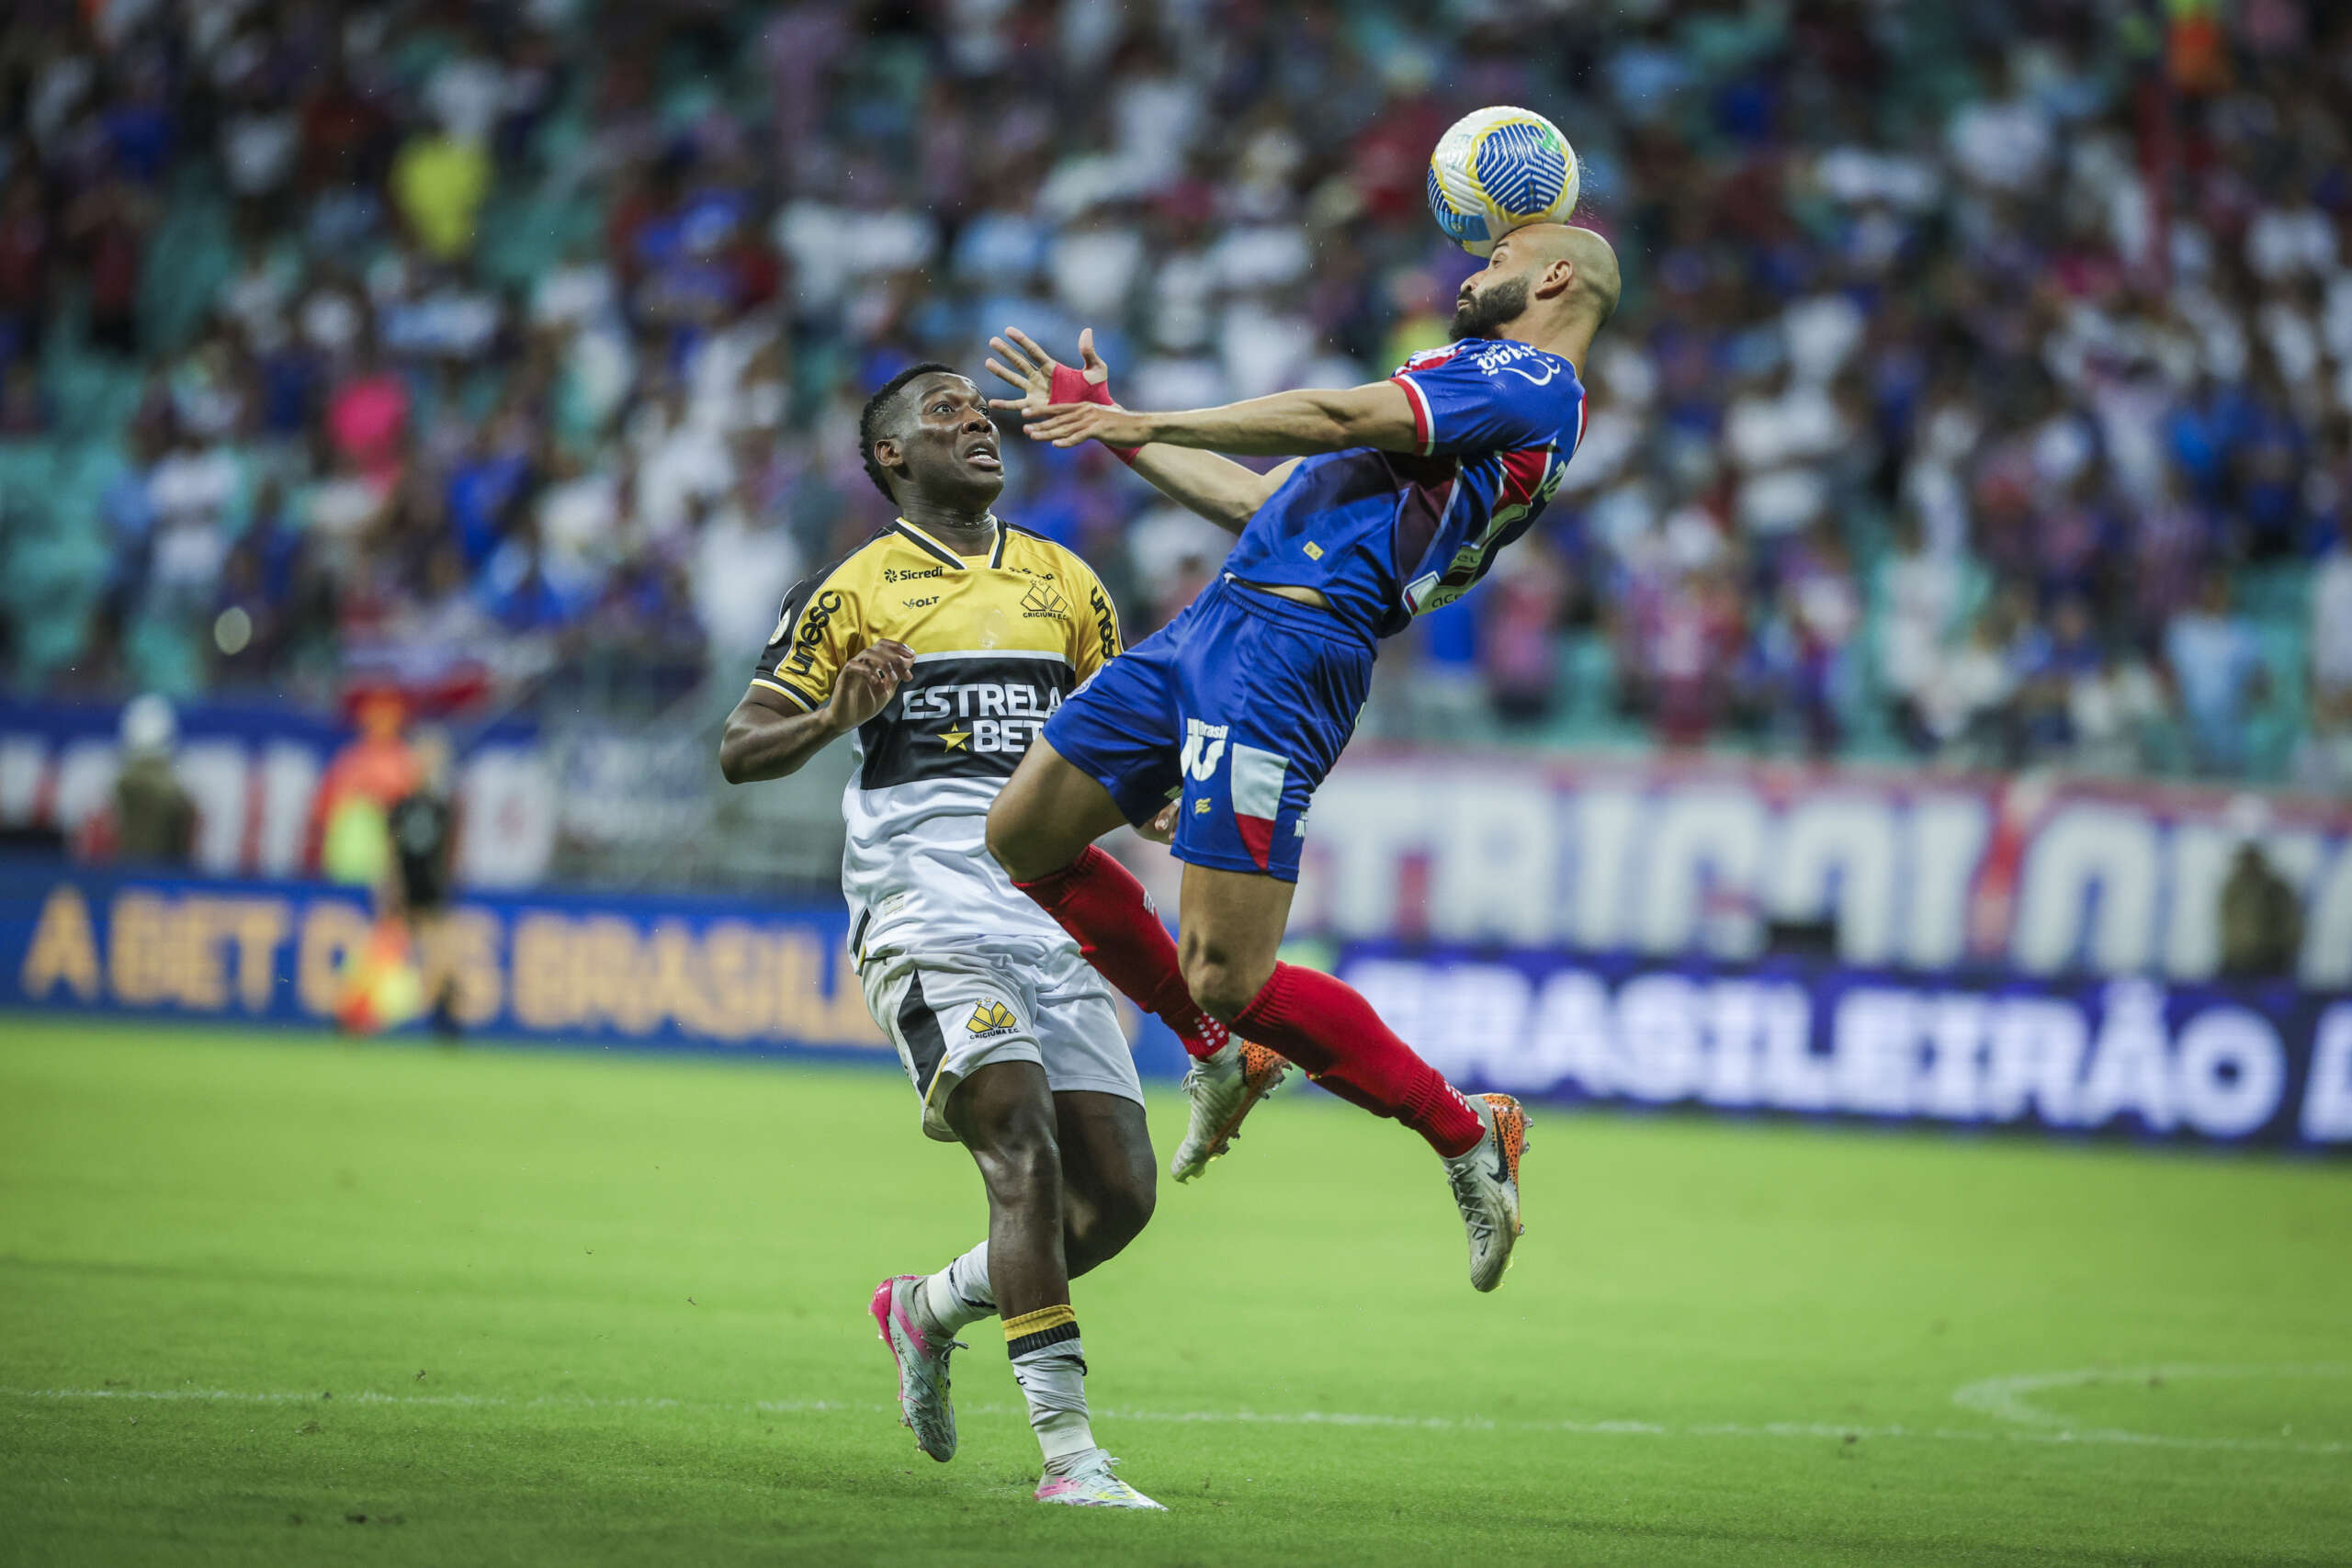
893, 515, 1007, 570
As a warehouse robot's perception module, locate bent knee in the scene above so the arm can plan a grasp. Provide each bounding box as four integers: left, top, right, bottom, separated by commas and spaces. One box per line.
981, 800, 1030, 879
1102, 1178, 1156, 1245
1179, 935, 1271, 1022
1069, 1171, 1156, 1265
985, 799, 1063, 885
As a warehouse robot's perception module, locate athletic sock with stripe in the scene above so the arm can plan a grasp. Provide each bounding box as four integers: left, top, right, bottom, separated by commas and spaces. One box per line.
1003, 1304, 1093, 1462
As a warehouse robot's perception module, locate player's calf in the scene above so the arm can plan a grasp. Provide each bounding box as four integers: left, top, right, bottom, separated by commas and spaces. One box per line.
1061, 1167, 1154, 1277
944, 1065, 1140, 1489
1231, 962, 1485, 1156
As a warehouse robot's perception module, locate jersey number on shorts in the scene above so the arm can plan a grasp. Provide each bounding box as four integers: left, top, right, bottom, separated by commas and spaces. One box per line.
1181, 718, 1228, 782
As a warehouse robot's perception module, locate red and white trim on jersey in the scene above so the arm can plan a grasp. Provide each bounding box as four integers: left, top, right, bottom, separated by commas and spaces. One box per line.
1391, 372, 1439, 457
1228, 741, 1290, 871
1494, 445, 1558, 515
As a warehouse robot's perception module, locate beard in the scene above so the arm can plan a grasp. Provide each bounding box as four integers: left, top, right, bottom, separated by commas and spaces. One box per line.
1451, 274, 1530, 339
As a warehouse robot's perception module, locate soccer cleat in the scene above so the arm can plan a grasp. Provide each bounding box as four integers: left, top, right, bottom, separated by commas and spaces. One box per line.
1170, 1040, 1291, 1183
868, 1274, 962, 1461
1035, 1450, 1167, 1510
1442, 1093, 1529, 1292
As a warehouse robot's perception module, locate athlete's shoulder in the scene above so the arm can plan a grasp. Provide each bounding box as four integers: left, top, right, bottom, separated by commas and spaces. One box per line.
1395, 338, 1476, 374
995, 518, 1069, 556
998, 522, 1104, 581
755, 531, 896, 689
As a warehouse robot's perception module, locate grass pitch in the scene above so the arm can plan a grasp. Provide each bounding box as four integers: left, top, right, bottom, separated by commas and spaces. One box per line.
1, 1020, 2347, 1567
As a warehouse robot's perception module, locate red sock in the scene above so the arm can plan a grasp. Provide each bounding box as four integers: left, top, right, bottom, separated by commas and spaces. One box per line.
1305, 1068, 1390, 1116
1012, 846, 1229, 1060
1233, 963, 1484, 1156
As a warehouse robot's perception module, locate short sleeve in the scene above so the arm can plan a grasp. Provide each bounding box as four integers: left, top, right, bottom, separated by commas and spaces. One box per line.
1069, 559, 1124, 680
1390, 346, 1582, 459
750, 571, 861, 711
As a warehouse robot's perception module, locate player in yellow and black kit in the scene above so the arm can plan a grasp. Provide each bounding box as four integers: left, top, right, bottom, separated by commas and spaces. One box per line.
718, 364, 1163, 1509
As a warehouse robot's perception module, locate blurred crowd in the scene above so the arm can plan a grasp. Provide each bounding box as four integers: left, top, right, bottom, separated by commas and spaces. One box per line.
2, 0, 2350, 791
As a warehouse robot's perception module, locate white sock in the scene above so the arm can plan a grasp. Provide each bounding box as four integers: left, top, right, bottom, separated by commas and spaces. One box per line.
1005, 1307, 1093, 1465
918, 1242, 995, 1337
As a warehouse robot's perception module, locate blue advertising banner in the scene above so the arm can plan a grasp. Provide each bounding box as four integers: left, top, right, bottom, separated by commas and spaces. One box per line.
1334, 945, 2352, 1149
2, 863, 868, 1060
0, 861, 1196, 1081
6, 860, 2346, 1147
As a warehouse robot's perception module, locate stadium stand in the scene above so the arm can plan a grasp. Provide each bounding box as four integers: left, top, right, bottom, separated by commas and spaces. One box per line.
1, 0, 2348, 789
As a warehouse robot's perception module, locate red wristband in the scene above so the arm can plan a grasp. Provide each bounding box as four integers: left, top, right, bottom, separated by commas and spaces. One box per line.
1050, 363, 1139, 465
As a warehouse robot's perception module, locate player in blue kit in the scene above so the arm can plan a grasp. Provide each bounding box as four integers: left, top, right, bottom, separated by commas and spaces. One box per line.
981, 222, 1619, 1292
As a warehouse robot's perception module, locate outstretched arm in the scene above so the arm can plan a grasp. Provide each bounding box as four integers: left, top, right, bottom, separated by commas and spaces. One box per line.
987, 328, 1296, 532
1132, 443, 1301, 533
1022, 380, 1421, 460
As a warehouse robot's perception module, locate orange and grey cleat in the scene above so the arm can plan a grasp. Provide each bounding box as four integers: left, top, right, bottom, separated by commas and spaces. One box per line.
1169, 1040, 1291, 1182
1442, 1093, 1529, 1292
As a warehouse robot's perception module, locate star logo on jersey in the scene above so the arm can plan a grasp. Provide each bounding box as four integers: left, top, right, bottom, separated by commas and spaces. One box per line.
1021, 579, 1069, 620
967, 999, 1019, 1038
938, 727, 971, 750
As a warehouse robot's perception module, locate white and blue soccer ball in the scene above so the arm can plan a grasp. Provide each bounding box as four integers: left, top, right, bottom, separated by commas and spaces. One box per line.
1425, 106, 1579, 257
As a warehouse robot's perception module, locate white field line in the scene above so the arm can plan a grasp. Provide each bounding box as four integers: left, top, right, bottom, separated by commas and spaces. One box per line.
6, 1385, 2346, 1458
1951, 1363, 2350, 1427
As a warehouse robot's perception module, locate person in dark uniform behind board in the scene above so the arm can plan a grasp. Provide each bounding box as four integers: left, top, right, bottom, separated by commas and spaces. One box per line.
385, 727, 459, 1036
113, 694, 197, 865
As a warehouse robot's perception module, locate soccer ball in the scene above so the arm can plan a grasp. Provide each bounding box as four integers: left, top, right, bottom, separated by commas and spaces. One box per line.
1426, 106, 1579, 257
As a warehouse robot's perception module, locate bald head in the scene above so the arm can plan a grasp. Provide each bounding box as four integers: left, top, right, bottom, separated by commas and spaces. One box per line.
1450, 221, 1621, 356
1509, 223, 1621, 326
1559, 225, 1621, 326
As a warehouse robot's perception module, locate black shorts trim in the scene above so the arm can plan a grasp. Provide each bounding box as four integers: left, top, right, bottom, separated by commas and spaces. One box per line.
898, 973, 947, 1095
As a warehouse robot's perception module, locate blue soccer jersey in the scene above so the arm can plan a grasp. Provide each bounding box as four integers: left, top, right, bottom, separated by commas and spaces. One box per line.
1215, 337, 1588, 638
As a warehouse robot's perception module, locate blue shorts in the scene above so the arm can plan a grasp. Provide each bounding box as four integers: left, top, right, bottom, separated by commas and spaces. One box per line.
1042, 578, 1374, 882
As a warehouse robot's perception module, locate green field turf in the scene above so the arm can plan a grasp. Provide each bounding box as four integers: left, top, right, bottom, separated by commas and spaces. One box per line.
2, 1019, 2348, 1567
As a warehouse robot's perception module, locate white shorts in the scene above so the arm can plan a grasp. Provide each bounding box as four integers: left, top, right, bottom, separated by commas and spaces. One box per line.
858, 936, 1142, 1143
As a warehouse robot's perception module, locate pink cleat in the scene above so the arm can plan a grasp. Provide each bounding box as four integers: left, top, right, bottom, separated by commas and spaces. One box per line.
869, 1274, 961, 1461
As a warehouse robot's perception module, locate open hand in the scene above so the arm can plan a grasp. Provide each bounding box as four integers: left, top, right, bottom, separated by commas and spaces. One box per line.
825, 639, 915, 731
985, 326, 1110, 416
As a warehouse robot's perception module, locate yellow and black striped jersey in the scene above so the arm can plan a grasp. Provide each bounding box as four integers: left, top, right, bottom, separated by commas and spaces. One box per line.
747, 516, 1123, 957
